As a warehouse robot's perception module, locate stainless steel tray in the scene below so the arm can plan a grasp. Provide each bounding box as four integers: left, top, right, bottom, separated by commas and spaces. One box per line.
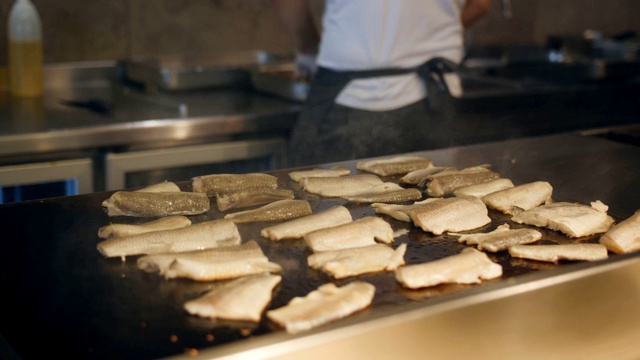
119, 51, 292, 92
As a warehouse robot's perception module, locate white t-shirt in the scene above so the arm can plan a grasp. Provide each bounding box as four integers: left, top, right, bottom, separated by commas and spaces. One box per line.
317, 0, 465, 111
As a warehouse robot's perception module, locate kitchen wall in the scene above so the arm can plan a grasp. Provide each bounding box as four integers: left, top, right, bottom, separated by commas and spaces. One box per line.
0, 0, 638, 64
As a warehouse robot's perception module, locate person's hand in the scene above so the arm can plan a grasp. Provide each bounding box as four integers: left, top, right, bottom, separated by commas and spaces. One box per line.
295, 53, 317, 80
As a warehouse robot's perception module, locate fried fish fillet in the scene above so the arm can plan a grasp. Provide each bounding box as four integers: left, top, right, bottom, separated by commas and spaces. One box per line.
288, 167, 351, 183
453, 178, 515, 198
266, 281, 375, 334
304, 216, 395, 252
301, 174, 401, 197
356, 156, 433, 176
97, 219, 241, 260
599, 210, 640, 254
102, 191, 210, 217
511, 201, 615, 238
216, 188, 294, 211
137, 240, 265, 275
184, 273, 281, 322
408, 196, 491, 235
192, 173, 278, 197
423, 167, 500, 197
342, 188, 423, 203
482, 181, 553, 215
457, 223, 542, 252
165, 258, 282, 281
308, 243, 407, 279
224, 199, 312, 223
145, 241, 283, 281
134, 181, 181, 193
371, 199, 439, 222
395, 247, 502, 289
508, 243, 609, 263
261, 205, 353, 241
98, 215, 192, 239
400, 166, 457, 186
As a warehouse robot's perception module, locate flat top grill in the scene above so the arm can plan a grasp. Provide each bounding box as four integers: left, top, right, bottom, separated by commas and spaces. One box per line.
1, 133, 639, 360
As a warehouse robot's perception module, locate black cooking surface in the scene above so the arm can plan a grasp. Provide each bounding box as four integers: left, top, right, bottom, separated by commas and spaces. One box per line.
1, 134, 639, 359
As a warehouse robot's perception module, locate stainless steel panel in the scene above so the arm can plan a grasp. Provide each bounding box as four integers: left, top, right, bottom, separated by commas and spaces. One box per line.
0, 158, 93, 194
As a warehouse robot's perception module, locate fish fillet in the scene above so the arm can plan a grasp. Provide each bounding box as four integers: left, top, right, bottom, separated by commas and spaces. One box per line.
159, 241, 283, 281
289, 167, 351, 182
216, 188, 294, 211
482, 181, 553, 215
308, 243, 407, 279
342, 188, 423, 203
97, 219, 241, 260
224, 199, 312, 223
102, 191, 210, 217
184, 273, 281, 322
371, 199, 439, 222
423, 167, 500, 197
98, 215, 192, 239
261, 205, 353, 241
408, 196, 491, 235
266, 281, 375, 334
511, 201, 615, 238
599, 210, 640, 254
457, 224, 542, 252
301, 174, 385, 197
400, 166, 457, 186
192, 173, 278, 197
395, 247, 503, 289
453, 178, 515, 198
356, 156, 433, 176
134, 181, 181, 193
508, 244, 609, 263
137, 240, 266, 275
305, 216, 395, 252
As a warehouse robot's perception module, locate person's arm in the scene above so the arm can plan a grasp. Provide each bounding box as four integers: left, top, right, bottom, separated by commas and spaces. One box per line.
461, 0, 491, 28
269, 0, 320, 55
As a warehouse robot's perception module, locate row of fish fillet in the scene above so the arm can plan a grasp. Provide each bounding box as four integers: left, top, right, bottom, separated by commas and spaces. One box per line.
96, 177, 398, 334
93, 155, 640, 335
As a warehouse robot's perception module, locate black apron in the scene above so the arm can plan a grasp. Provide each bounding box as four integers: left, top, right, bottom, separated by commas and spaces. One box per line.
287, 58, 457, 167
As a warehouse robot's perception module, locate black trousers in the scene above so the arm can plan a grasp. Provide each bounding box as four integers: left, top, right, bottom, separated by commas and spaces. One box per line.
286, 66, 453, 167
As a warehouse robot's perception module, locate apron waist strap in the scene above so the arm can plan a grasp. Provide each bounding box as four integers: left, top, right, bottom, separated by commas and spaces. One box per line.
314, 65, 422, 85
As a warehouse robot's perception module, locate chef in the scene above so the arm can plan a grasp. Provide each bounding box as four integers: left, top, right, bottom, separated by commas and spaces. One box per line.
270, 0, 490, 167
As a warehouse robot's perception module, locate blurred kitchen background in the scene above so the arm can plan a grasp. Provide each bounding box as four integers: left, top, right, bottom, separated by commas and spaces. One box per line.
0, 0, 639, 203
1, 0, 638, 62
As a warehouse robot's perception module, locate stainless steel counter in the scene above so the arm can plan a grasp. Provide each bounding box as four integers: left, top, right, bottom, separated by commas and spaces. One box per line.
0, 62, 301, 160
1, 133, 638, 360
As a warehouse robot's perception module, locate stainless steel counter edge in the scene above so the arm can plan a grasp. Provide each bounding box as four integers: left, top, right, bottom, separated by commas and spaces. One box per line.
180, 252, 640, 360
0, 110, 299, 158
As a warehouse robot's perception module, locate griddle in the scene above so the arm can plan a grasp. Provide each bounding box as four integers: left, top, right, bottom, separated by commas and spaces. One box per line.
1, 134, 639, 359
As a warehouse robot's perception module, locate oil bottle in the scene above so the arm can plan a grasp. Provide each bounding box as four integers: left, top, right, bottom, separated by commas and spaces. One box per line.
8, 0, 43, 97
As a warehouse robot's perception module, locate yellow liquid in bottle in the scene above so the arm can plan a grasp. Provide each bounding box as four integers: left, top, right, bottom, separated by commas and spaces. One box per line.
9, 39, 43, 97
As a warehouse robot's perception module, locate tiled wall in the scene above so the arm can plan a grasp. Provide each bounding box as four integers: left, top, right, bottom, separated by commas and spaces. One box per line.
0, 0, 638, 64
